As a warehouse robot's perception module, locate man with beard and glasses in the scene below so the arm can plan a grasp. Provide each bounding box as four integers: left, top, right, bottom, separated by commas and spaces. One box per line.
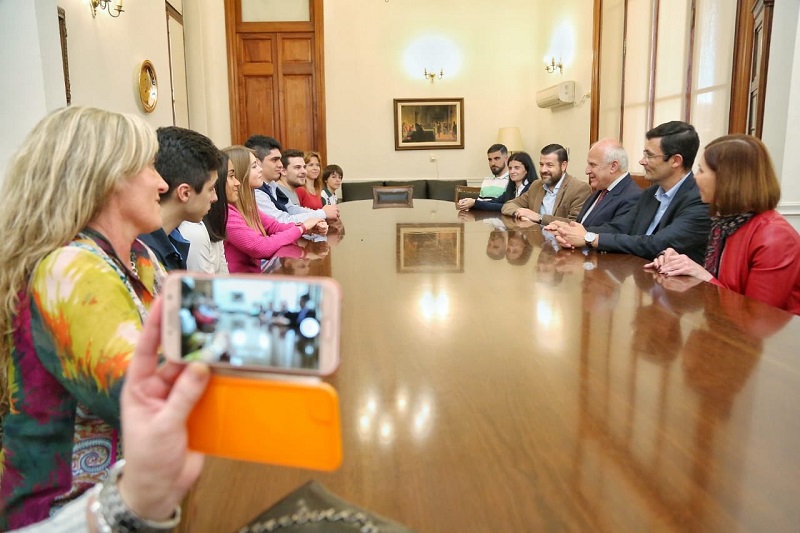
477, 143, 510, 200
501, 143, 591, 225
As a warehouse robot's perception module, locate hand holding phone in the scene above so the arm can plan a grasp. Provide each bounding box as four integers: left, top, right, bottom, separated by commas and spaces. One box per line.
161, 273, 343, 470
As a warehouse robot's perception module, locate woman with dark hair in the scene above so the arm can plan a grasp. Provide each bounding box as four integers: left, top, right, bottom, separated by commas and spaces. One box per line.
180, 152, 238, 273
456, 151, 537, 211
647, 134, 800, 314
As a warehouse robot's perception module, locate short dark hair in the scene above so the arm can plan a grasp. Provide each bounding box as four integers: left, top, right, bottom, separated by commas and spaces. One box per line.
155, 126, 221, 198
281, 149, 305, 169
244, 135, 282, 162
646, 121, 699, 170
203, 152, 230, 243
322, 164, 343, 182
487, 144, 508, 155
541, 144, 568, 164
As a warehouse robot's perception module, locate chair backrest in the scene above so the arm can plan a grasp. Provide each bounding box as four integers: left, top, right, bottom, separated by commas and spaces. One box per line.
372, 186, 414, 208
454, 185, 481, 203
341, 180, 385, 202
428, 179, 467, 202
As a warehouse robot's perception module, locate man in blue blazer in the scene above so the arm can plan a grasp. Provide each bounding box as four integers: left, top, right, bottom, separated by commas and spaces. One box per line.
548, 121, 710, 263
576, 138, 643, 226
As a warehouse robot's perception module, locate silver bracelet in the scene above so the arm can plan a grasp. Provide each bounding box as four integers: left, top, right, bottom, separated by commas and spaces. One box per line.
88, 460, 182, 533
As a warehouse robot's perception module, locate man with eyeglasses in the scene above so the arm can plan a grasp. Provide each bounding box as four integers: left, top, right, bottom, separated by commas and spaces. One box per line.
575, 138, 642, 226
547, 121, 710, 263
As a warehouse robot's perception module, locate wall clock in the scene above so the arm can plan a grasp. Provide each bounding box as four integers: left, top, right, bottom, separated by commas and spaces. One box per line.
138, 60, 158, 113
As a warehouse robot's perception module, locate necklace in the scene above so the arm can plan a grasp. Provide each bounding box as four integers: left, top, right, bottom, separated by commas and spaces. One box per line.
129, 252, 139, 278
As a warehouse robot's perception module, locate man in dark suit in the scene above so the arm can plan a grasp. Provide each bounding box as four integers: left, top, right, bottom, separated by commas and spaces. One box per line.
576, 138, 642, 226
549, 121, 710, 263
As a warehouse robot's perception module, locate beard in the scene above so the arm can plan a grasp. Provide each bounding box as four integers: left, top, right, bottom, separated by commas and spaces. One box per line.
491, 165, 506, 177
542, 172, 562, 188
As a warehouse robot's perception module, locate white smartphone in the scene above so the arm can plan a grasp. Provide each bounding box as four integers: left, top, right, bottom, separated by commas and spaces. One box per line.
161, 273, 341, 376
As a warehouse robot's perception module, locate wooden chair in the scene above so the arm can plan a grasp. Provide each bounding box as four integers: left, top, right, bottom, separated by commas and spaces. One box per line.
372, 186, 414, 208
454, 185, 481, 203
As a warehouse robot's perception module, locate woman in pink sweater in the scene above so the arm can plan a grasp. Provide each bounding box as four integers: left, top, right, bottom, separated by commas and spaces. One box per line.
222, 146, 322, 273
647, 135, 800, 314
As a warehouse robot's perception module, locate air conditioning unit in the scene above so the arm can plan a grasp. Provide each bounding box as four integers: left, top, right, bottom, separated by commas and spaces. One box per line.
536, 81, 576, 109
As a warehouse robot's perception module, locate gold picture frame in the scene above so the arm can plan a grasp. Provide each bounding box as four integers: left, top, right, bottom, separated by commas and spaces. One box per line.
396, 223, 465, 273
393, 98, 464, 150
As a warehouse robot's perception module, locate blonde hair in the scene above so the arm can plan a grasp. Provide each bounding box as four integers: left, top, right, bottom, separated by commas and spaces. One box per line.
223, 145, 265, 235
304, 151, 323, 195
0, 106, 157, 405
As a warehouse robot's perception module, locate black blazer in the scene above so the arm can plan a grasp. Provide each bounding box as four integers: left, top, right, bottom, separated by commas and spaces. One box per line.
577, 174, 643, 227
588, 173, 711, 263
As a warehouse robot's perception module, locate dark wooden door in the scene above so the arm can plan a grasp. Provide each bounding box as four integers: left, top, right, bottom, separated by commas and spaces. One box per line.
225, 0, 326, 157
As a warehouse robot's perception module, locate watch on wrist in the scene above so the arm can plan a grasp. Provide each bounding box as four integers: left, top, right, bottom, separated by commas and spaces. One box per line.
584, 232, 597, 246
90, 460, 181, 533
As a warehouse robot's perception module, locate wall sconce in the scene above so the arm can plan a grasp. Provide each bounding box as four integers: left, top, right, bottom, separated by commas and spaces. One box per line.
423, 68, 444, 83
545, 57, 563, 74
90, 0, 124, 18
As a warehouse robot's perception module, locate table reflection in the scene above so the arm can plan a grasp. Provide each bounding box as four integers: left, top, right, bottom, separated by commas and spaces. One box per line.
181, 200, 800, 533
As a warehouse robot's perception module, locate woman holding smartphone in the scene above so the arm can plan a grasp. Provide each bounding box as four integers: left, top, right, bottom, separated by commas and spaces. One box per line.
647, 134, 800, 314
223, 145, 323, 273
180, 152, 238, 274
457, 151, 537, 212
296, 151, 323, 209
0, 107, 170, 529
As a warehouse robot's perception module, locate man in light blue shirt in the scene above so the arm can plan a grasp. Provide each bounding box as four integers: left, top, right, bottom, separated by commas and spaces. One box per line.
550, 121, 710, 263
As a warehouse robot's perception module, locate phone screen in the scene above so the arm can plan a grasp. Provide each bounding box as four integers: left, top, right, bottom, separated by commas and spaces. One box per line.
176, 276, 327, 371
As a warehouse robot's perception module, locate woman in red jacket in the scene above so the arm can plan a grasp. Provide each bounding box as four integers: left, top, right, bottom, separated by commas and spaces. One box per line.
647, 134, 800, 314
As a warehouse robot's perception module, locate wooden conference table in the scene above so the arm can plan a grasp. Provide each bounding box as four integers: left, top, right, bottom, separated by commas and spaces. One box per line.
180, 200, 800, 532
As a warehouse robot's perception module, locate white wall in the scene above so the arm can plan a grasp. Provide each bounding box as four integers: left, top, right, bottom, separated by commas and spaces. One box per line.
183, 0, 232, 148
324, 1, 539, 181
186, 1, 595, 184
0, 0, 175, 180
59, 0, 174, 125
527, 0, 595, 181
0, 0, 65, 175
762, 0, 800, 227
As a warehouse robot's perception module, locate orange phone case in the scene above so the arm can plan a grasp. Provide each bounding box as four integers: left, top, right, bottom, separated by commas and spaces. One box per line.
187, 374, 342, 471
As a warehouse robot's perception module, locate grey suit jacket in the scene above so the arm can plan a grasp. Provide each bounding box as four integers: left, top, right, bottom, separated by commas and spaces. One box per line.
578, 174, 643, 227
588, 173, 711, 263
501, 173, 592, 224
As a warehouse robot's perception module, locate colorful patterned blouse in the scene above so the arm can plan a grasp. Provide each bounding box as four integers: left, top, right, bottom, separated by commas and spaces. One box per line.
0, 228, 164, 529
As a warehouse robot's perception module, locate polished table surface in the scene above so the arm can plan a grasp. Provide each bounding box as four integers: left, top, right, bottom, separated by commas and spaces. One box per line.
180, 200, 800, 532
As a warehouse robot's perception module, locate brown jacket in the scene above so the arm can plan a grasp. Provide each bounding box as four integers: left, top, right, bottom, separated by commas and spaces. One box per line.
501, 173, 592, 224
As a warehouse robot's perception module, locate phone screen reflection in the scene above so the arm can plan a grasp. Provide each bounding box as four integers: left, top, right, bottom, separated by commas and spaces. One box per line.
179, 277, 323, 370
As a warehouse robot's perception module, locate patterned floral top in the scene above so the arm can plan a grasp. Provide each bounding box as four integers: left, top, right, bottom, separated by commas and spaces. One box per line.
0, 228, 165, 529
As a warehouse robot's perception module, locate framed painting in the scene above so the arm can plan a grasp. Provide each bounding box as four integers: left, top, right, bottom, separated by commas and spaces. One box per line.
393, 98, 464, 150
396, 223, 465, 273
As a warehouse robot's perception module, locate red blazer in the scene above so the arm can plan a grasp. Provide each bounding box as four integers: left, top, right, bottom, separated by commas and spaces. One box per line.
296, 187, 323, 210
711, 210, 800, 315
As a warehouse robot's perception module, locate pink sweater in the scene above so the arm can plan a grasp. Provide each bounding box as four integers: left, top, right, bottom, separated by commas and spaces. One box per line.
223, 205, 303, 273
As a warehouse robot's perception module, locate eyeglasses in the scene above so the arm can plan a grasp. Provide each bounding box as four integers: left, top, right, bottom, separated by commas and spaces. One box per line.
642, 151, 670, 161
